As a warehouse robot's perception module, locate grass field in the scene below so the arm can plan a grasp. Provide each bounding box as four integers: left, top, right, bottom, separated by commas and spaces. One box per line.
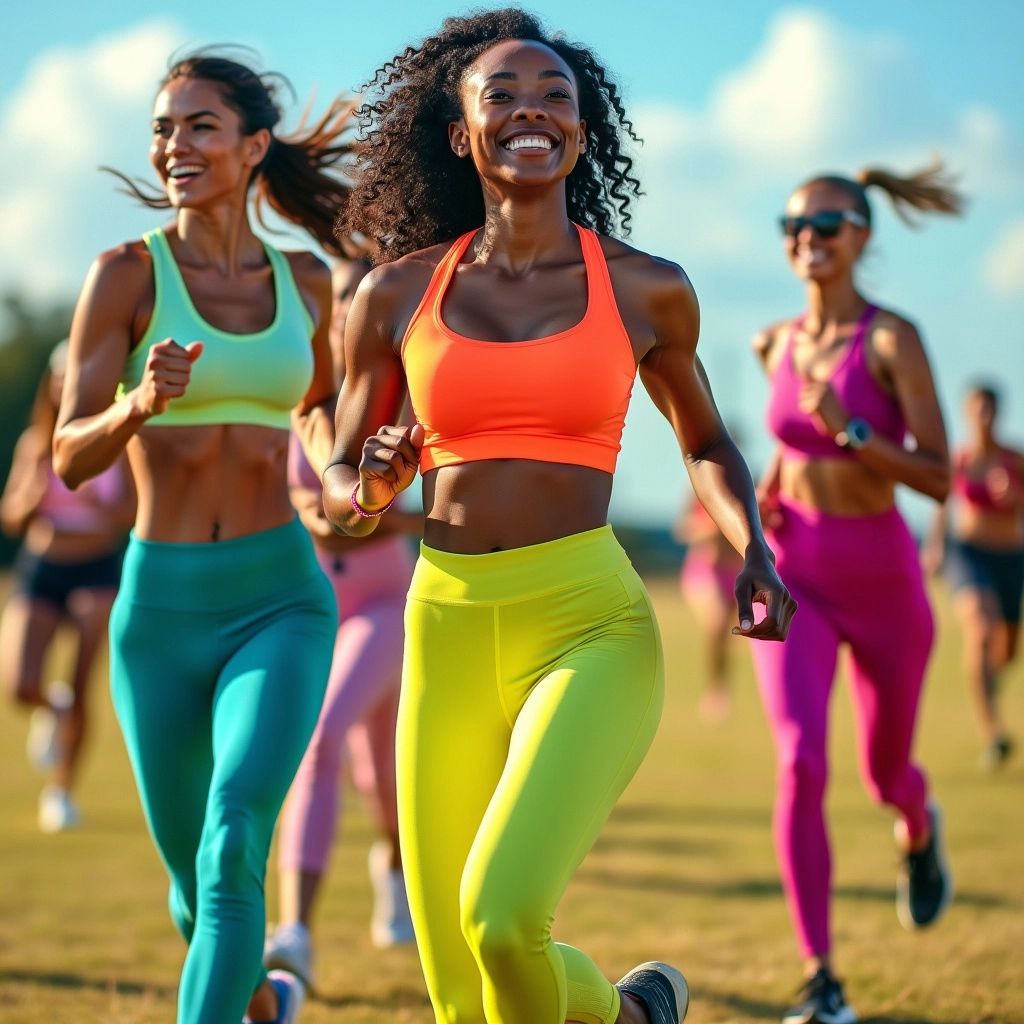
0, 573, 1021, 1024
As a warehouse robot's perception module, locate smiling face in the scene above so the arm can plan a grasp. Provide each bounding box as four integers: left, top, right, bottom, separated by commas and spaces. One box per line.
150, 77, 269, 209
964, 389, 997, 436
783, 182, 870, 284
450, 39, 586, 191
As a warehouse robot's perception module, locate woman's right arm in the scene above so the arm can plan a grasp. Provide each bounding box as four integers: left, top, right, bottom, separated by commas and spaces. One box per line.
53, 246, 202, 488
0, 428, 48, 537
322, 264, 420, 537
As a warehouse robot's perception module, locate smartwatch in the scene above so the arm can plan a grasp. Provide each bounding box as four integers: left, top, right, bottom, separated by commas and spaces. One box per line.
835, 417, 873, 451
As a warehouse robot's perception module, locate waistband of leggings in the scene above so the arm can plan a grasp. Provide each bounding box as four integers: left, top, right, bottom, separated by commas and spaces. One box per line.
410, 525, 633, 605
950, 538, 1024, 560
776, 494, 907, 538
119, 517, 320, 611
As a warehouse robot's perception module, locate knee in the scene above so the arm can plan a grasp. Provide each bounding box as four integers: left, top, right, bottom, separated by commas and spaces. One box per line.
460, 893, 537, 973
197, 808, 264, 894
293, 731, 342, 789
430, 987, 486, 1024
778, 744, 828, 801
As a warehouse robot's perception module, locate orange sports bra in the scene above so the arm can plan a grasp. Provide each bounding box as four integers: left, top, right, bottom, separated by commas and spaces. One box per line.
401, 224, 636, 474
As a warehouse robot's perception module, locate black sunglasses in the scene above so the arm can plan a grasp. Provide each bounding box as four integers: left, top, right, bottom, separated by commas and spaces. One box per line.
778, 209, 868, 239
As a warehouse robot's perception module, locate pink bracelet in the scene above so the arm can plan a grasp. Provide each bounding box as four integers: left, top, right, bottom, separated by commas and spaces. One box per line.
350, 483, 395, 519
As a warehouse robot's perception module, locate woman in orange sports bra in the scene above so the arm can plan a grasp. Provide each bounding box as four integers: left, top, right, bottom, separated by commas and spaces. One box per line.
323, 11, 795, 1024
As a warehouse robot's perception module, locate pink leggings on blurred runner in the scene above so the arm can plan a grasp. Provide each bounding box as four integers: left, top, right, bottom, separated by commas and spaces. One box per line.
277, 537, 414, 873
751, 497, 934, 958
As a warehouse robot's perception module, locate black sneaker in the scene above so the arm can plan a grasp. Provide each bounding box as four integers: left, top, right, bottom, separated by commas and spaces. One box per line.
980, 734, 1015, 773
896, 802, 953, 930
781, 969, 857, 1024
616, 961, 689, 1023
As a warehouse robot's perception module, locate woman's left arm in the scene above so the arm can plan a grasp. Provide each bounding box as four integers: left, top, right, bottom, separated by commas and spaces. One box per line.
799, 318, 950, 502
289, 252, 337, 475
638, 260, 796, 641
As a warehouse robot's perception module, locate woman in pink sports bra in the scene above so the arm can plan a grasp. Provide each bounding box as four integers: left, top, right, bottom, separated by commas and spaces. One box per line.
925, 383, 1024, 771
0, 341, 134, 833
322, 10, 794, 1024
752, 162, 962, 1024
263, 257, 422, 990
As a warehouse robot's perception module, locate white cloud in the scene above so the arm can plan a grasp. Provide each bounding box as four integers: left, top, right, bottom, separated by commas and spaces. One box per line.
0, 19, 187, 303
982, 220, 1024, 298
628, 7, 1022, 273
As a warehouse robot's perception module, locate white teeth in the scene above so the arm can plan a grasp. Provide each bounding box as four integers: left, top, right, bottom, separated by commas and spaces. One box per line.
168, 165, 203, 179
504, 135, 554, 151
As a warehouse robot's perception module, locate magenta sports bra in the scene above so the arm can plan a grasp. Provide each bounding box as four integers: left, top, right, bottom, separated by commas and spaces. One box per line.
953, 449, 1021, 512
766, 304, 905, 459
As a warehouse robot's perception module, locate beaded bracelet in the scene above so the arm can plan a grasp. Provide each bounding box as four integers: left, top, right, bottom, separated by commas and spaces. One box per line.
350, 483, 395, 519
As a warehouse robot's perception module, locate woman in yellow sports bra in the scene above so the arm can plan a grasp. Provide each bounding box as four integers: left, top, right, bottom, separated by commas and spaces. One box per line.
53, 52, 353, 1024
323, 11, 796, 1024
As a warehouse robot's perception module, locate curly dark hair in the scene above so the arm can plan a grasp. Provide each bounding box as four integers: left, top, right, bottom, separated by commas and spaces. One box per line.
338, 7, 642, 263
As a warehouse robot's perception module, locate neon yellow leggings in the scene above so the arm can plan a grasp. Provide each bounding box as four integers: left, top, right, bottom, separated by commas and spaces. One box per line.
399, 526, 664, 1024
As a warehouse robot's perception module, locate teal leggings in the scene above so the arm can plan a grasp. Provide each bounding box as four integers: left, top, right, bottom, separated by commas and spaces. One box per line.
400, 527, 665, 1023
109, 519, 335, 1024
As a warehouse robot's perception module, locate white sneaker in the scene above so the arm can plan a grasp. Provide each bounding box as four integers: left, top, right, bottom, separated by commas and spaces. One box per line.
368, 839, 415, 948
264, 922, 315, 992
26, 681, 73, 771
38, 786, 80, 834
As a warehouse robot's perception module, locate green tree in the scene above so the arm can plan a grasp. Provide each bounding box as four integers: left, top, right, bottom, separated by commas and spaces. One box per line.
0, 292, 74, 565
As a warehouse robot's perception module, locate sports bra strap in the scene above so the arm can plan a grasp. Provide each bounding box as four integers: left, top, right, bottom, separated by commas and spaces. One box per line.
400, 230, 475, 356
576, 226, 617, 312
429, 230, 477, 319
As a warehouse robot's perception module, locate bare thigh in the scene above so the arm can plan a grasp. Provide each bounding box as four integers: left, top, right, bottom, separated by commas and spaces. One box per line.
0, 594, 63, 702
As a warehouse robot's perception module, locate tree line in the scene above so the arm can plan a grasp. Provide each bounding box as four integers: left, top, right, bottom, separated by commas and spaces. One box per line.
0, 293, 74, 566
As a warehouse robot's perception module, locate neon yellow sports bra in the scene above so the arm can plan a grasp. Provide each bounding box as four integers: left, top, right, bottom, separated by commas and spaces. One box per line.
119, 228, 315, 429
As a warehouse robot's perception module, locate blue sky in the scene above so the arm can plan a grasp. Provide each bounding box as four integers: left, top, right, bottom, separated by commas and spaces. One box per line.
5, 0, 1023, 528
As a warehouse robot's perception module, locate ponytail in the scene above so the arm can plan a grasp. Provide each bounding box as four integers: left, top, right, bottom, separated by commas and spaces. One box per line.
253, 96, 356, 257
803, 157, 964, 228
856, 158, 964, 226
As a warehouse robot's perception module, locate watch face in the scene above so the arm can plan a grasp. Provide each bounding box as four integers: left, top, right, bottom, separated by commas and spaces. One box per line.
849, 419, 871, 446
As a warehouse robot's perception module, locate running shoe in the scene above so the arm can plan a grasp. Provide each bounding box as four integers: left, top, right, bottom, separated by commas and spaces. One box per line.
368, 839, 415, 948
616, 961, 689, 1023
781, 969, 856, 1024
896, 803, 953, 930
980, 734, 1015, 773
263, 922, 315, 992
37, 785, 80, 834
243, 969, 305, 1024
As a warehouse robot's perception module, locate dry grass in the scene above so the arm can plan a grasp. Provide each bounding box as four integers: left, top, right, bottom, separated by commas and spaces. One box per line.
0, 574, 1021, 1023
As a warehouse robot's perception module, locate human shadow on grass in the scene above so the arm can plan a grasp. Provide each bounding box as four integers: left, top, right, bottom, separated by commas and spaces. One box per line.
0, 968, 173, 999
699, 983, 943, 1024
592, 831, 719, 857
314, 985, 431, 1010
576, 868, 1010, 910
611, 802, 772, 828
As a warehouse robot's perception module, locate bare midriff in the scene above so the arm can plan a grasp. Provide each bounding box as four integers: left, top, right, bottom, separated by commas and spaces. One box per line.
127, 422, 294, 543
779, 456, 897, 517
422, 460, 613, 554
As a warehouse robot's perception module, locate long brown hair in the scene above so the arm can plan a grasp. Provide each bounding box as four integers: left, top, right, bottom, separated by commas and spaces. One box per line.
105, 52, 355, 256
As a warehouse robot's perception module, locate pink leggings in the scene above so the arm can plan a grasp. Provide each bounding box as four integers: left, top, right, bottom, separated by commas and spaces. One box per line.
751, 498, 933, 957
277, 537, 414, 874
